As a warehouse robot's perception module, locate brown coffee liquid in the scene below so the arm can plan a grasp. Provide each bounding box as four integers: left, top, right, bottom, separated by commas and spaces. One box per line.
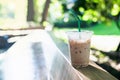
69, 39, 90, 67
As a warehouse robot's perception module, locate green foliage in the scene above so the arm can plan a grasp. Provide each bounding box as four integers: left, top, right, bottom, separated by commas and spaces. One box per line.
54, 21, 120, 35
34, 0, 46, 22
57, 0, 120, 29
49, 0, 64, 23
72, 0, 120, 22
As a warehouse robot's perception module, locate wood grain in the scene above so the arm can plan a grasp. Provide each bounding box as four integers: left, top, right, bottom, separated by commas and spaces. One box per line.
1, 30, 117, 80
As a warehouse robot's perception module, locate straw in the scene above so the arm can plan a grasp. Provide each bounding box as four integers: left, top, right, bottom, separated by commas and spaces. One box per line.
70, 9, 81, 32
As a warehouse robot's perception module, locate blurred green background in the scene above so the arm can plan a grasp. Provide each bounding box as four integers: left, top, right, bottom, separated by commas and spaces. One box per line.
0, 0, 120, 35
0, 0, 120, 79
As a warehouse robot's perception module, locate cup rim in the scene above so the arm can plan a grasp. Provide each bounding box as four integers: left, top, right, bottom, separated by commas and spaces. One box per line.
66, 30, 94, 34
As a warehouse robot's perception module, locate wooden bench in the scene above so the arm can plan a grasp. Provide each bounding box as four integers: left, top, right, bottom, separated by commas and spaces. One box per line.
1, 30, 117, 80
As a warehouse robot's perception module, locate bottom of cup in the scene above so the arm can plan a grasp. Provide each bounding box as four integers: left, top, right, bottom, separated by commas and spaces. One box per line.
72, 63, 89, 68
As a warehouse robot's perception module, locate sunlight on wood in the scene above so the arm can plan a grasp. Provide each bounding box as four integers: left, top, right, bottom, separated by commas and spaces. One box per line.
1, 30, 117, 80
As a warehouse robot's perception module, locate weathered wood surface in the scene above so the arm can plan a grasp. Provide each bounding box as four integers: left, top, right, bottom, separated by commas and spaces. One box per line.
1, 30, 117, 80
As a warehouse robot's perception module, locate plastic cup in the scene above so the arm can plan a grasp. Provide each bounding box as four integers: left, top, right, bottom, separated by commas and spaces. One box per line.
66, 30, 93, 67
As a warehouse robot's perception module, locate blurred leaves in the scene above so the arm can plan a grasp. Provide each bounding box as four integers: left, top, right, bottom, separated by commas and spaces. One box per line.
56, 0, 120, 29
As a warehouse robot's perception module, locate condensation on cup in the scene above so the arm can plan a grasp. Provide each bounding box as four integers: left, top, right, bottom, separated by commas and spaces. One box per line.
66, 30, 93, 67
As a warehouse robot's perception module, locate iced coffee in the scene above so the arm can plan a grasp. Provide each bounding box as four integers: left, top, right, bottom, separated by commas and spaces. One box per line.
67, 30, 93, 67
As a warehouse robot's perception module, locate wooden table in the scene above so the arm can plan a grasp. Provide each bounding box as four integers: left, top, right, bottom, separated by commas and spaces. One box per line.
1, 30, 117, 80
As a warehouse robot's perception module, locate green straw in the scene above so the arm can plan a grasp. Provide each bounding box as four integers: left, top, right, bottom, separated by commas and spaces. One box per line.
70, 9, 81, 32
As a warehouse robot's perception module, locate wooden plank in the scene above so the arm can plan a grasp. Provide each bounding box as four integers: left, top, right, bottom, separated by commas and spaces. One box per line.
2, 30, 81, 80
76, 61, 117, 80
1, 30, 117, 80
50, 31, 118, 80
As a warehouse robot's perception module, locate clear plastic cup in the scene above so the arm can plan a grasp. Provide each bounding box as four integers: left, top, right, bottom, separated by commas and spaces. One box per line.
66, 30, 93, 67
